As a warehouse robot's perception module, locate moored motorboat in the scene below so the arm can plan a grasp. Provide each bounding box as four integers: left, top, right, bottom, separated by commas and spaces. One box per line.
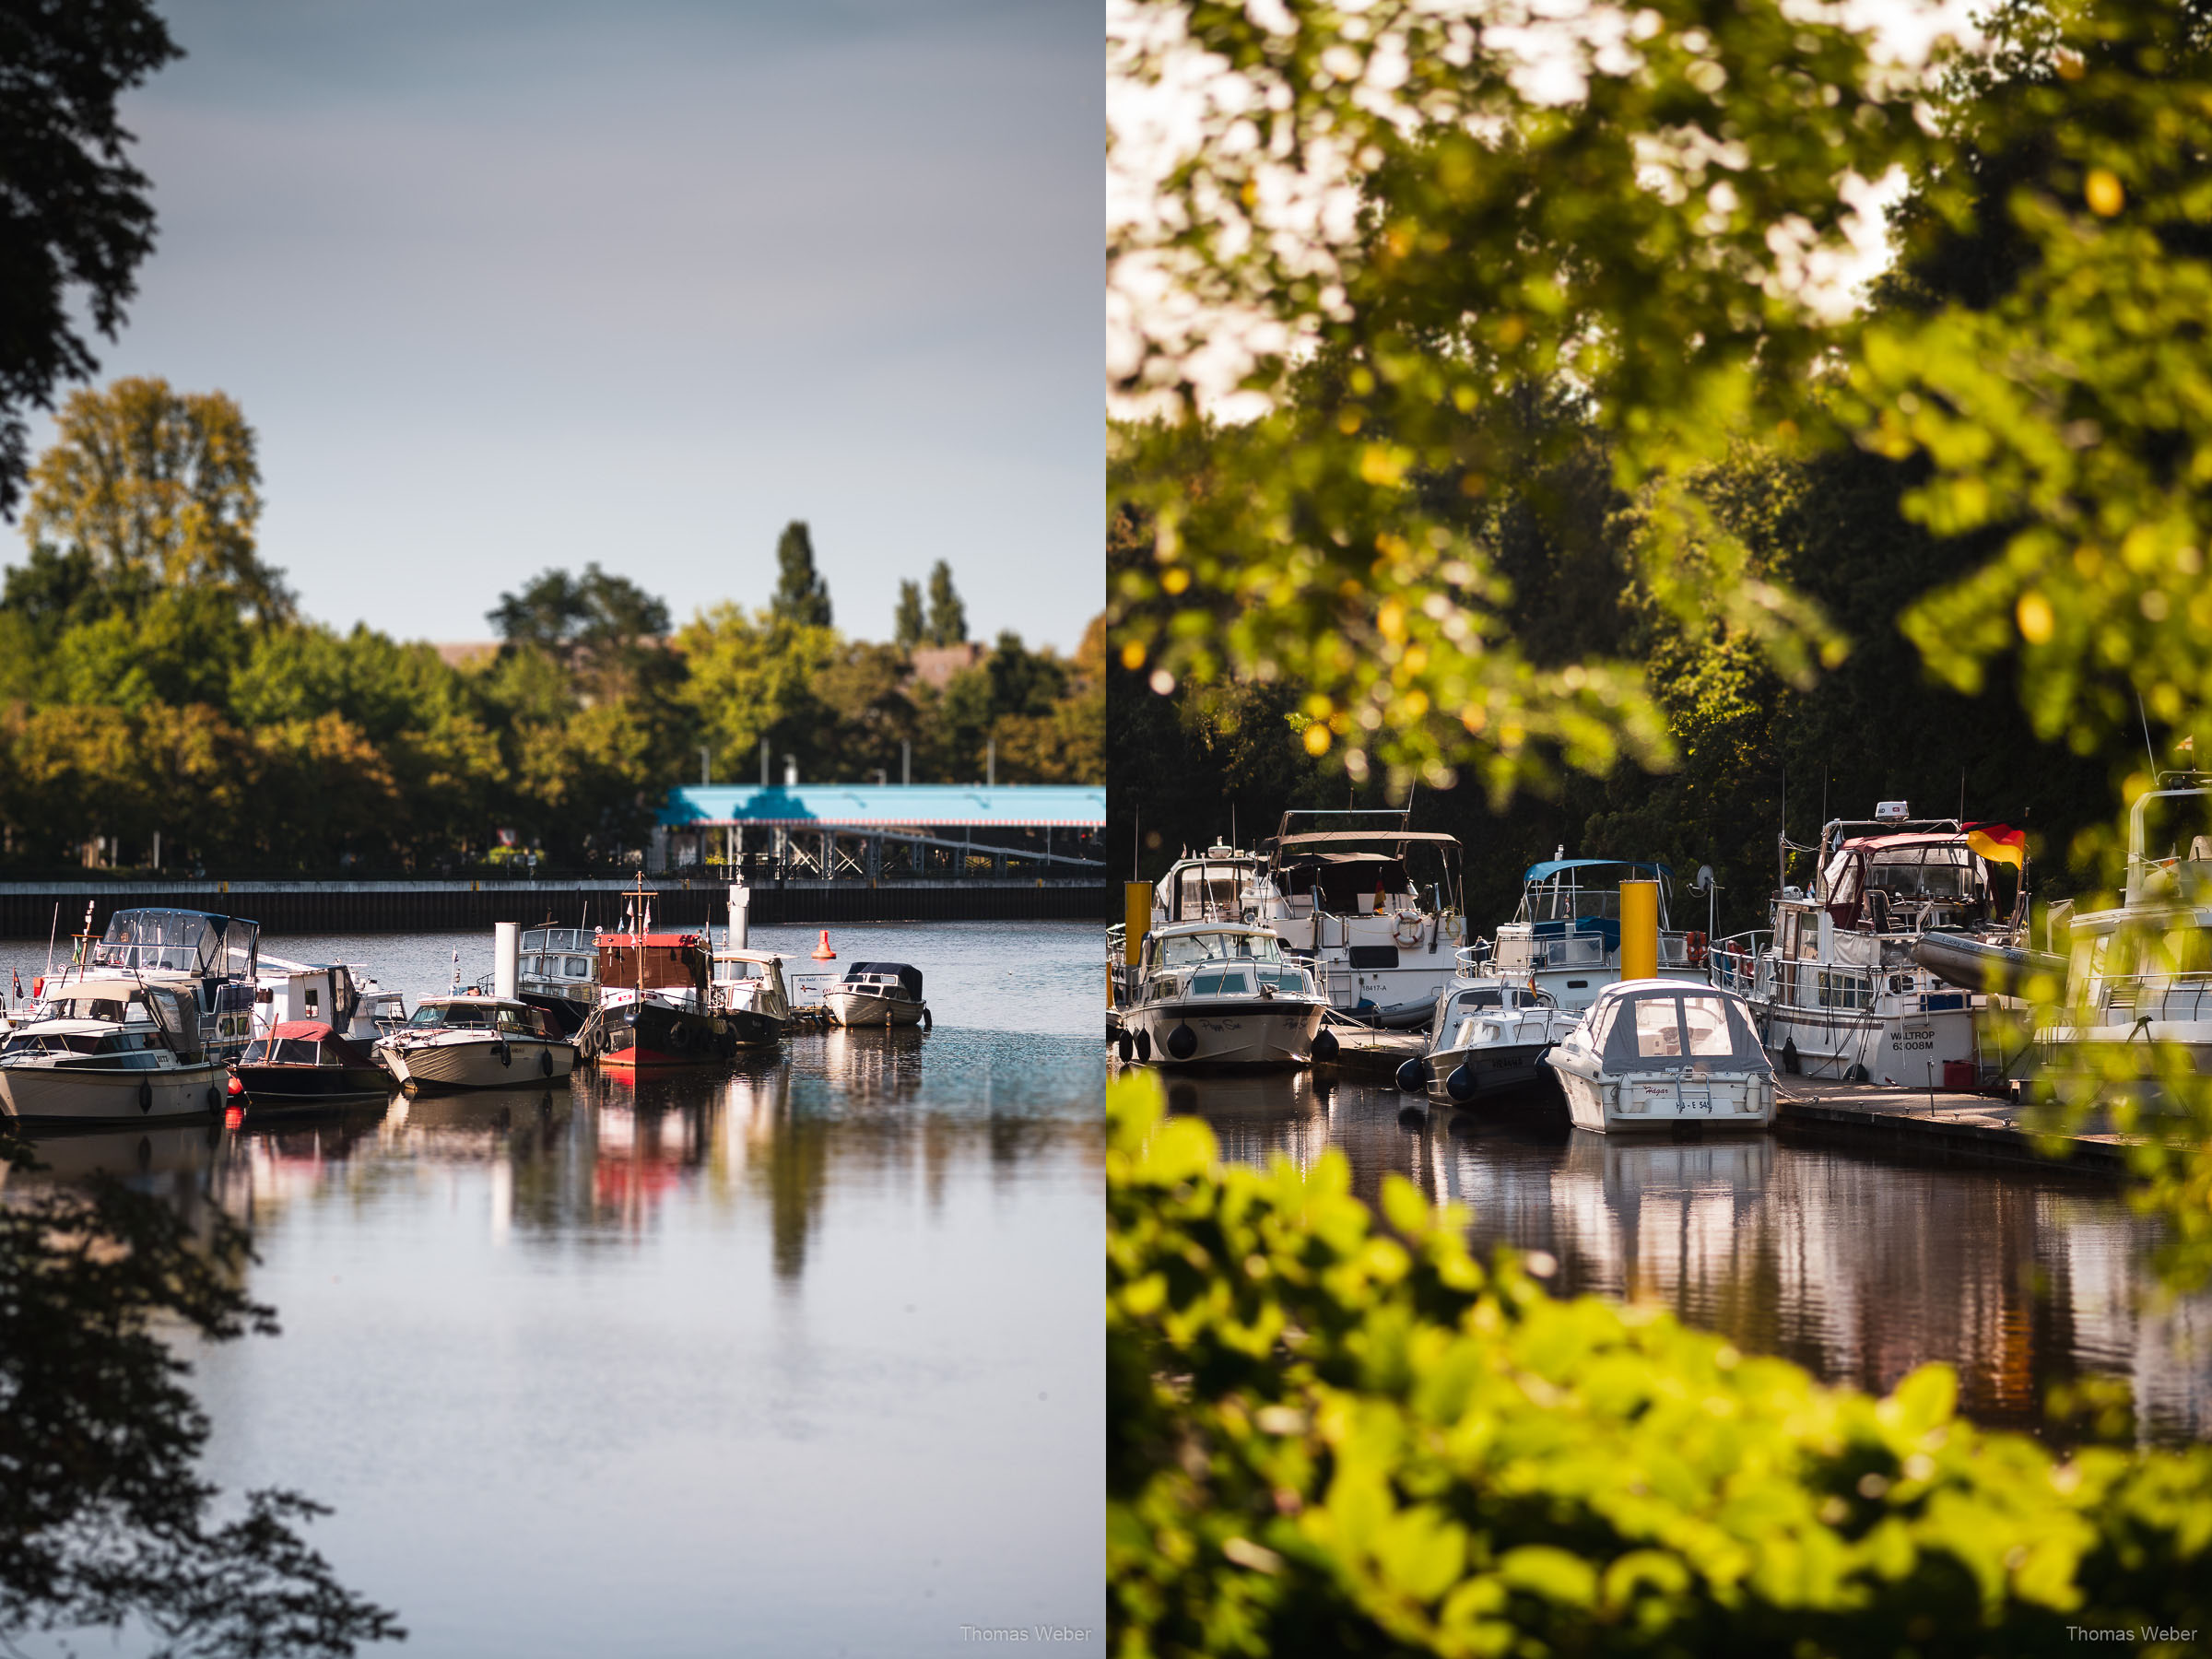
0, 976, 229, 1129
1118, 922, 1327, 1066
376, 994, 579, 1091
1401, 974, 1577, 1109
710, 947, 793, 1044
1243, 808, 1468, 1026
1488, 856, 1706, 1015
1543, 980, 1776, 1135
229, 1019, 392, 1112
49, 907, 264, 1061
823, 962, 930, 1029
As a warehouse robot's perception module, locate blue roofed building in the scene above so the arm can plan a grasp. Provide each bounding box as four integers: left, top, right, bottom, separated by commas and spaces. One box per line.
653, 784, 1105, 886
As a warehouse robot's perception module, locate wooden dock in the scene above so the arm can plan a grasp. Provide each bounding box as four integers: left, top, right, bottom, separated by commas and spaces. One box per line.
1771, 1077, 2129, 1175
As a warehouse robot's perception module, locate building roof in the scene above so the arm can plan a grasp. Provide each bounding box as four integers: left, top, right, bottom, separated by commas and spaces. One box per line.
659, 783, 1104, 830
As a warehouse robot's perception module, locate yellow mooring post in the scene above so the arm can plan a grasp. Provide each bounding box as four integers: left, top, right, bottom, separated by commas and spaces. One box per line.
1124, 882, 1150, 966
1619, 879, 1659, 981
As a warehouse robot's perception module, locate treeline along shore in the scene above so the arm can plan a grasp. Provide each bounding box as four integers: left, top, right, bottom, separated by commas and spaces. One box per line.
0, 379, 1103, 883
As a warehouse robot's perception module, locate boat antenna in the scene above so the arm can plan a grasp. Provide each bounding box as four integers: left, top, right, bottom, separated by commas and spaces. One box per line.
1958, 765, 1965, 824
43, 901, 57, 980
1778, 767, 1786, 893
2137, 689, 2159, 778
1133, 804, 1140, 882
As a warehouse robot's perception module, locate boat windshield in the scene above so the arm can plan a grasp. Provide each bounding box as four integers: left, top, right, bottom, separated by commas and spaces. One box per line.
414, 1002, 493, 1029
1166, 862, 1250, 922
1594, 992, 1762, 1070
1865, 845, 1973, 899
3, 1031, 109, 1056
92, 910, 258, 978
718, 960, 764, 981
1155, 932, 1285, 968
45, 994, 143, 1023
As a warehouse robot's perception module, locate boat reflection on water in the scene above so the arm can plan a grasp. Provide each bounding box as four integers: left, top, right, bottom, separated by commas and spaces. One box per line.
813, 1025, 927, 1104
1171, 1073, 2212, 1441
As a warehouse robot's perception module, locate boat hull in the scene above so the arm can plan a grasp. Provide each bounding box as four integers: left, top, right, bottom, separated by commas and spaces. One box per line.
1551, 1064, 1775, 1135
822, 990, 927, 1029
1124, 999, 1325, 1067
231, 1062, 393, 1112
1756, 998, 1976, 1084
596, 1000, 765, 1069
382, 1033, 577, 1091
1424, 1041, 1560, 1107
0, 1061, 229, 1129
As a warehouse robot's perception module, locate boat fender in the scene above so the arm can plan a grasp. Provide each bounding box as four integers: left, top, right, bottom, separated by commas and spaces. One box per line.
1310, 1026, 1338, 1063
1781, 1038, 1802, 1076
1394, 1057, 1426, 1095
1116, 1030, 1134, 1063
922, 1007, 932, 1030
138, 1077, 153, 1113
1166, 1023, 1197, 1061
1134, 1027, 1152, 1062
540, 1049, 554, 1077
206, 1087, 219, 1112
496, 1040, 512, 1067
1446, 1063, 1477, 1102
669, 1022, 688, 1051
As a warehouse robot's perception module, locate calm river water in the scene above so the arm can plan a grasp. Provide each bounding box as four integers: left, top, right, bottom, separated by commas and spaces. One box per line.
1168, 1068, 2212, 1444
2, 922, 1104, 1658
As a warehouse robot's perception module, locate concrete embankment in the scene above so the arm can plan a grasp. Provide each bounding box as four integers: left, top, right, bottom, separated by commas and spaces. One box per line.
0, 877, 1105, 935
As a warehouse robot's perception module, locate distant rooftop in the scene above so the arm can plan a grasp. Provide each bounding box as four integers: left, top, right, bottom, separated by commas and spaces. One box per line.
661, 783, 1103, 829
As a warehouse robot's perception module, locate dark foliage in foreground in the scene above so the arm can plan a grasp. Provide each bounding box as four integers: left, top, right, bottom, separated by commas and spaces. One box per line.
0, 1136, 403, 1656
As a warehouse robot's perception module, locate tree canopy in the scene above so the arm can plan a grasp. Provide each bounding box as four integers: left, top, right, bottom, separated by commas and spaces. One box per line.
771, 520, 832, 629
0, 0, 180, 519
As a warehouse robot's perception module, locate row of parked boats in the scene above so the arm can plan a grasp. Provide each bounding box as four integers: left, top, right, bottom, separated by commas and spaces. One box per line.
0, 879, 934, 1132
1111, 777, 2212, 1128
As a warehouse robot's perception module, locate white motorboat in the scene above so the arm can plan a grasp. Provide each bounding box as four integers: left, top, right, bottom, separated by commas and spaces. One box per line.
0, 976, 230, 1129
376, 994, 579, 1091
1244, 808, 1468, 1026
1727, 806, 2023, 1084
1150, 843, 1262, 930
519, 925, 599, 1015
711, 947, 793, 1041
823, 962, 930, 1029
1118, 921, 1328, 1067
2026, 776, 2212, 1105
1488, 856, 1707, 1015
1543, 980, 1776, 1135
45, 906, 263, 1061
1399, 974, 1578, 1108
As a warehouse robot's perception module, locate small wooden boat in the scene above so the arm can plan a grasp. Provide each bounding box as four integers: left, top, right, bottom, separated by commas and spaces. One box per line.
229, 1019, 392, 1113
823, 962, 930, 1029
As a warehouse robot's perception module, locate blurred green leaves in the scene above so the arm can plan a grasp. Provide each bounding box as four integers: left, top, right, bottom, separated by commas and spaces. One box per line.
1107, 1071, 2212, 1657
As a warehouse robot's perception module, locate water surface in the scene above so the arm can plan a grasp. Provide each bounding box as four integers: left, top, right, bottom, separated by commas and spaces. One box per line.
5, 922, 1105, 1658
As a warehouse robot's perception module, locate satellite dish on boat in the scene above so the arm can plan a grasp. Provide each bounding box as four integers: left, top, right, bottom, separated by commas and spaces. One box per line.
1695, 865, 1715, 891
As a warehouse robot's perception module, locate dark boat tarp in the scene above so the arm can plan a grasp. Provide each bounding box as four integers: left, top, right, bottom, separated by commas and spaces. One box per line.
264, 1019, 379, 1067
844, 962, 924, 1000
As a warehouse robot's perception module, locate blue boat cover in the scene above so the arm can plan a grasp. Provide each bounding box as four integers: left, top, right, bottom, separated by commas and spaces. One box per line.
1522, 858, 1672, 884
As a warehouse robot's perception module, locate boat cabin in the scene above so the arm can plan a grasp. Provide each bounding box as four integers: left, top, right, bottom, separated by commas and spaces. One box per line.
1816, 827, 1999, 934
838, 962, 924, 1004
1153, 847, 1258, 924
1493, 859, 1689, 976
404, 996, 558, 1037
1139, 924, 1309, 1002
521, 926, 599, 1005
17, 976, 206, 1063
1583, 982, 1769, 1075
88, 908, 259, 981
1428, 980, 1552, 1040
241, 1020, 381, 1070
594, 932, 710, 1004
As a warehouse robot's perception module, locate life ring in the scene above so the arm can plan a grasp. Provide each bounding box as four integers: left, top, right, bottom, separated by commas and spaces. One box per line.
1393, 916, 1425, 948
1688, 931, 1708, 967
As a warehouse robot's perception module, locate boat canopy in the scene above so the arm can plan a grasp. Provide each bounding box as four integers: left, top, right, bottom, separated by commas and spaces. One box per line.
1589, 984, 1767, 1073
255, 1020, 378, 1067
844, 961, 923, 1000
92, 909, 258, 978
1522, 858, 1672, 884
1276, 830, 1464, 849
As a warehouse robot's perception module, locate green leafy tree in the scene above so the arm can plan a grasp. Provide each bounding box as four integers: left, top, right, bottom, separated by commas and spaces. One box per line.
0, 1, 181, 518
677, 603, 840, 780
771, 520, 832, 629
25, 378, 289, 624
924, 558, 966, 645
488, 562, 674, 704
893, 579, 926, 649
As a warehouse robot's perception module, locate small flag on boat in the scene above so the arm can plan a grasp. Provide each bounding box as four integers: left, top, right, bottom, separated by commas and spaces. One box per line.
1963, 822, 2027, 869
8, 969, 18, 1000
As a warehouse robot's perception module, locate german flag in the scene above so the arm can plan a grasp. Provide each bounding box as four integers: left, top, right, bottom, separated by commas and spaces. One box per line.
1964, 822, 2027, 869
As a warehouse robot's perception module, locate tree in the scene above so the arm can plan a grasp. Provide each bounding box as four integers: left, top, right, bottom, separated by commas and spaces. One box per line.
488, 562, 672, 704
0, 1155, 402, 1655
771, 521, 831, 629
0, 0, 181, 519
677, 604, 839, 780
924, 558, 966, 645
25, 378, 289, 623
893, 579, 926, 648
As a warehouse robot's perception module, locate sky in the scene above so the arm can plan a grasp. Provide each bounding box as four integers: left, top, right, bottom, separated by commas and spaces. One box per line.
30, 0, 1101, 652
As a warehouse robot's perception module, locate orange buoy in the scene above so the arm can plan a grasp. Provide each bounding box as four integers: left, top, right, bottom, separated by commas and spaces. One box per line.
812, 929, 836, 960
227, 1074, 244, 1096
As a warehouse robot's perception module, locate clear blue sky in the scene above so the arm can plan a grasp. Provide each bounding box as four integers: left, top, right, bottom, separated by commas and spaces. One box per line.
40, 0, 1100, 652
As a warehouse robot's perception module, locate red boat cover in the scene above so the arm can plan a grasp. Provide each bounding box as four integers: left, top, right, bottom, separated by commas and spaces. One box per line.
594, 932, 701, 947
264, 1020, 378, 1066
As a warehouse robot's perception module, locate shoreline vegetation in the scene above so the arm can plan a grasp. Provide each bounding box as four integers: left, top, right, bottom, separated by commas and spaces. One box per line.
0, 380, 1103, 880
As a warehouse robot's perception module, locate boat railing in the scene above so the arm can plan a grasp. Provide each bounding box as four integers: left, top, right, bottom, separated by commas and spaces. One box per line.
2096, 971, 2212, 1024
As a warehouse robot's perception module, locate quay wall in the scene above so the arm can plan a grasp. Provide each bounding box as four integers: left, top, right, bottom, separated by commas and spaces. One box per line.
0, 879, 1106, 937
